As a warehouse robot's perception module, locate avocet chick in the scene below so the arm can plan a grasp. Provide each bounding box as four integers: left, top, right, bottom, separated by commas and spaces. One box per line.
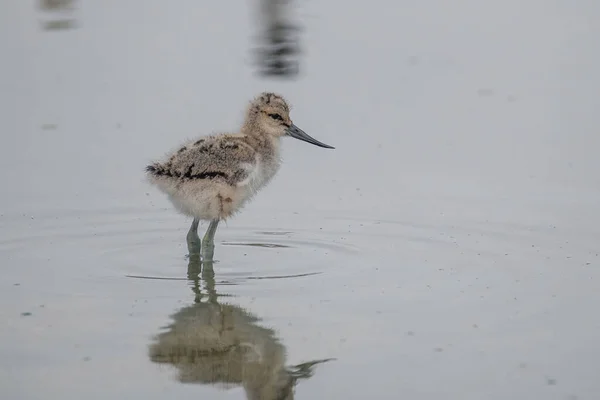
145, 92, 334, 261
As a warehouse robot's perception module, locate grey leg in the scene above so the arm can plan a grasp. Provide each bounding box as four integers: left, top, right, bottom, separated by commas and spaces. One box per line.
186, 217, 201, 256
201, 219, 220, 262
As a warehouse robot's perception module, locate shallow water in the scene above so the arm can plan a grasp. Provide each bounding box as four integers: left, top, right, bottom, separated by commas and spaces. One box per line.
2, 1, 600, 399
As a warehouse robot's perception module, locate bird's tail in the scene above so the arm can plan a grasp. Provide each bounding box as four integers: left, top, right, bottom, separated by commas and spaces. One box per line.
145, 163, 168, 177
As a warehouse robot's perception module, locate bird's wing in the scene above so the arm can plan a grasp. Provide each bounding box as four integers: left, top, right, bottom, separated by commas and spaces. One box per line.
146, 135, 257, 185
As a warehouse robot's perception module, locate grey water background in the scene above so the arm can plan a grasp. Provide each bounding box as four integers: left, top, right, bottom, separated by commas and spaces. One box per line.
1, 1, 600, 399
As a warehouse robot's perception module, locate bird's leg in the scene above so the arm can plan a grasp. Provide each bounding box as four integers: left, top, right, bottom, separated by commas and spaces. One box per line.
186, 217, 201, 256
201, 219, 220, 262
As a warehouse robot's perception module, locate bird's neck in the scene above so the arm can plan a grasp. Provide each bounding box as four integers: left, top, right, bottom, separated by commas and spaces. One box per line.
243, 133, 281, 167
248, 131, 280, 152
241, 116, 282, 162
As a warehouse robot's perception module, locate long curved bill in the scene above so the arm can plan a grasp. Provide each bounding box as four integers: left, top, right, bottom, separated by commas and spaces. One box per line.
286, 124, 335, 149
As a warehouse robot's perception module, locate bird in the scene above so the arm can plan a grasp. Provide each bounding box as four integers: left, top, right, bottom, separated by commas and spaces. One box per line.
145, 92, 334, 261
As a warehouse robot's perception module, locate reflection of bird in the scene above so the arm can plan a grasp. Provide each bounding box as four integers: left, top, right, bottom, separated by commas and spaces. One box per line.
145, 92, 334, 261
148, 257, 332, 400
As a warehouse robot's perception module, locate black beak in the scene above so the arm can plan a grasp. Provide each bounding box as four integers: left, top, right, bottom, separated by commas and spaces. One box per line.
285, 124, 335, 149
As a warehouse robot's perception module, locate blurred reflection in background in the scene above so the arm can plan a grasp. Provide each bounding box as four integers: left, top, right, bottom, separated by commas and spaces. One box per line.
255, 0, 302, 78
38, 0, 77, 31
149, 258, 332, 400
38, 0, 302, 77
39, 0, 75, 10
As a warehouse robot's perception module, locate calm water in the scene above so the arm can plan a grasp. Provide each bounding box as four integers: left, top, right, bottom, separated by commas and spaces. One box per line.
2, 1, 599, 399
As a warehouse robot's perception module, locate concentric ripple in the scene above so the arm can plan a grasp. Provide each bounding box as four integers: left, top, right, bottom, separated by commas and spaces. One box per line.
0, 207, 362, 285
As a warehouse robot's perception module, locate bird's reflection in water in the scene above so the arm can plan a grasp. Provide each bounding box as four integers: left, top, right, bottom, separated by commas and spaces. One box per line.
149, 255, 332, 400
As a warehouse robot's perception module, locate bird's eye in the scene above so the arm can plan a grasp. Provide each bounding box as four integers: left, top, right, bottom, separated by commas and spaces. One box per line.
268, 113, 283, 121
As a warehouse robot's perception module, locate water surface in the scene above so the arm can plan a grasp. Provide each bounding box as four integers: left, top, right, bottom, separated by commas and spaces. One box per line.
1, 1, 599, 399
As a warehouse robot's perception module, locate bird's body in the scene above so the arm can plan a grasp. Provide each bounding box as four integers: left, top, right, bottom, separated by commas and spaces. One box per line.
146, 132, 281, 221
145, 92, 334, 261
